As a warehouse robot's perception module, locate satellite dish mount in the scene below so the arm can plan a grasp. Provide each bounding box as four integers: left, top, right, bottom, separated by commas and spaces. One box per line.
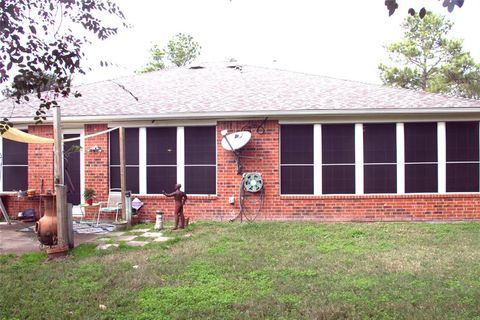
221, 130, 261, 174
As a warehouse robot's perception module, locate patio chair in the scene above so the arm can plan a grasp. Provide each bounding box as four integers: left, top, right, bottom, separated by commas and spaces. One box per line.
97, 189, 122, 225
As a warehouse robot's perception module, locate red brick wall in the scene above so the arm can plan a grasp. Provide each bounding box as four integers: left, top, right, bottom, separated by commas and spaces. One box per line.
4, 120, 480, 222
84, 124, 109, 202
273, 194, 480, 221
2, 196, 43, 220
27, 125, 54, 193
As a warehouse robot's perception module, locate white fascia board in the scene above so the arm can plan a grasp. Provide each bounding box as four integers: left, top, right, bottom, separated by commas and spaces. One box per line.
8, 107, 480, 125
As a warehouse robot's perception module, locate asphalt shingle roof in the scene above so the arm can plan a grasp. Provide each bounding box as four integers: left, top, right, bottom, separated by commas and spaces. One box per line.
1, 64, 480, 122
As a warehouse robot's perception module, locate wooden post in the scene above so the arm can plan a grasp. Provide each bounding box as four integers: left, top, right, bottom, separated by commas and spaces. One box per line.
66, 202, 74, 249
119, 127, 128, 224
53, 106, 70, 250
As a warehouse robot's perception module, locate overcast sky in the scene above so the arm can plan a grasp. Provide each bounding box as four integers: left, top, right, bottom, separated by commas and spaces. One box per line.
80, 0, 480, 85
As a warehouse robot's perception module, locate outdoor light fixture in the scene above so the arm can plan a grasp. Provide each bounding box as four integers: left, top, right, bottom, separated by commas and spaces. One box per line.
88, 145, 102, 153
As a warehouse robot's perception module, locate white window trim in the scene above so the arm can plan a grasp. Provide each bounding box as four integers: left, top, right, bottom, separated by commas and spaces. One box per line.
139, 128, 147, 194
177, 127, 185, 189
437, 122, 446, 193
396, 123, 405, 194
313, 124, 322, 195
355, 123, 364, 195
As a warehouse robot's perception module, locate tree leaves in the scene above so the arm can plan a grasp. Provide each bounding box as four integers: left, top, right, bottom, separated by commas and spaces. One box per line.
443, 0, 464, 12
0, 118, 13, 134
0, 0, 126, 130
385, 0, 465, 18
385, 0, 399, 16
419, 8, 427, 19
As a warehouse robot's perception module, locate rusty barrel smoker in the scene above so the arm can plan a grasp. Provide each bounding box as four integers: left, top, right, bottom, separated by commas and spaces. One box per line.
35, 194, 57, 246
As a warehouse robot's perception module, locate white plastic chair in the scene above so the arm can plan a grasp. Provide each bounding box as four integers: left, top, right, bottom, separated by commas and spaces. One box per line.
97, 189, 122, 225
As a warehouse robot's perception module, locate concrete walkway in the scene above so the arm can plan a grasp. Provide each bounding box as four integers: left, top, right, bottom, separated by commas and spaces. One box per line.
0, 222, 99, 254
0, 222, 172, 254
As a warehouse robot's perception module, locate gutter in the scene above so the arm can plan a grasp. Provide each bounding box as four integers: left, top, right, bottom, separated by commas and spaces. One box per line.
7, 107, 480, 125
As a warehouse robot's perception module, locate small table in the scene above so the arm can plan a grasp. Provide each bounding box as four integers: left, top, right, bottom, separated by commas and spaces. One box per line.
79, 203, 101, 225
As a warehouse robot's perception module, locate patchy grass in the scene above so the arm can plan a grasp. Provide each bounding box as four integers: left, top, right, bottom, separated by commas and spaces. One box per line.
1, 221, 480, 319
71, 243, 100, 259
133, 236, 154, 242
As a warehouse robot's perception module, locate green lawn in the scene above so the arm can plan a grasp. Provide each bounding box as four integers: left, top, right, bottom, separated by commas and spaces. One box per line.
1, 221, 480, 319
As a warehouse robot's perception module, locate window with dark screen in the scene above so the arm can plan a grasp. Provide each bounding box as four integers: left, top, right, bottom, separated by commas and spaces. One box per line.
363, 123, 396, 193
322, 124, 355, 194
280, 125, 314, 194
109, 128, 140, 193
184, 126, 216, 194
2, 134, 28, 191
446, 122, 479, 192
146, 127, 177, 194
404, 123, 437, 193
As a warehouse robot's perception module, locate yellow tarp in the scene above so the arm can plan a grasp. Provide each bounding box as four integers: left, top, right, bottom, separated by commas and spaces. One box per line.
2, 127, 54, 144
1, 127, 118, 144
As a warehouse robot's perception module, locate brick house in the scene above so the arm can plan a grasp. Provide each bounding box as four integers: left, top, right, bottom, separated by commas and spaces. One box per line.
1, 64, 480, 222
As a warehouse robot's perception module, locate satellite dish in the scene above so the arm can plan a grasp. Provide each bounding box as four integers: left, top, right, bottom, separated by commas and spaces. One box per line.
221, 131, 251, 151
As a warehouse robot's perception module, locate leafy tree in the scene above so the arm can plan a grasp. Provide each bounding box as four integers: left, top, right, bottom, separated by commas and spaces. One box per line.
378, 13, 480, 99
2, 71, 67, 98
140, 45, 166, 73
140, 33, 201, 73
166, 33, 201, 67
0, 0, 127, 132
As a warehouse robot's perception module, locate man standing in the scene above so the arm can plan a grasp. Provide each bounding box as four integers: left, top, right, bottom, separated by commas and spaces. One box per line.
163, 184, 187, 230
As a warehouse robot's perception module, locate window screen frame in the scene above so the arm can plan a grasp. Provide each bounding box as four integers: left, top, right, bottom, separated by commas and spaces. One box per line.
280, 124, 314, 195
404, 122, 438, 193
109, 128, 140, 193
363, 123, 397, 194
184, 126, 217, 195
1, 130, 28, 192
321, 124, 355, 195
445, 121, 480, 193
146, 127, 177, 194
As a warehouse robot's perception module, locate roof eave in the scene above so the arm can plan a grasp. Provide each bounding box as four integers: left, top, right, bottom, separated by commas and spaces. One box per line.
7, 107, 480, 125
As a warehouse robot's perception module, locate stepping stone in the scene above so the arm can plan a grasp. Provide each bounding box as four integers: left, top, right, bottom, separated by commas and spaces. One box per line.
126, 240, 149, 247
141, 232, 165, 238
108, 232, 125, 237
132, 228, 151, 233
96, 243, 119, 250
96, 237, 110, 242
116, 235, 137, 241
153, 237, 171, 242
